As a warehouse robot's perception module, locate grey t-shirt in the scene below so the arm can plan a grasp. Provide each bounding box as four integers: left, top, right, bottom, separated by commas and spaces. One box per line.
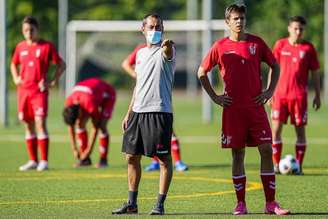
132, 45, 176, 113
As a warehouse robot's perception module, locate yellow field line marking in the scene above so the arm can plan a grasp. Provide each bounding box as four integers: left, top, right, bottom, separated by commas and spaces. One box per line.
0, 175, 262, 206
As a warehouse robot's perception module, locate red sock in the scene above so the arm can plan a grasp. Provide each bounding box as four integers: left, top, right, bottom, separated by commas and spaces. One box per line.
295, 143, 306, 167
232, 175, 246, 203
260, 173, 275, 202
171, 135, 181, 162
26, 135, 38, 161
38, 135, 49, 161
272, 141, 282, 165
77, 129, 88, 154
99, 133, 109, 159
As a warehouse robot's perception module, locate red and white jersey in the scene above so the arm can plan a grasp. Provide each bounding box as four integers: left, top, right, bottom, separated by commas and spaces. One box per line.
65, 78, 116, 119
127, 44, 147, 66
272, 38, 320, 99
201, 34, 276, 108
12, 40, 62, 91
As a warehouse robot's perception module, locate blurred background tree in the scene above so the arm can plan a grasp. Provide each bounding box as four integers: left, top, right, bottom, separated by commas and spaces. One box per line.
6, 0, 324, 88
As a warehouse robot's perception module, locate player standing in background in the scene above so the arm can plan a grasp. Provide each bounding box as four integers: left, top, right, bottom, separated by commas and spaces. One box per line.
197, 4, 290, 215
122, 44, 188, 172
270, 16, 321, 175
11, 16, 66, 171
62, 78, 116, 168
112, 14, 175, 215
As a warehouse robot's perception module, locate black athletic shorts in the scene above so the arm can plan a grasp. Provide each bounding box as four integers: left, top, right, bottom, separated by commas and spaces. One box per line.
122, 112, 173, 157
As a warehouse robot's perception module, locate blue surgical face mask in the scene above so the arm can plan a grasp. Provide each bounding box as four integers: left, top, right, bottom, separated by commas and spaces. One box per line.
146, 31, 162, 45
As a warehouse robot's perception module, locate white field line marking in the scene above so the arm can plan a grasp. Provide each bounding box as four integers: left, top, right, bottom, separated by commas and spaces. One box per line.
0, 134, 328, 144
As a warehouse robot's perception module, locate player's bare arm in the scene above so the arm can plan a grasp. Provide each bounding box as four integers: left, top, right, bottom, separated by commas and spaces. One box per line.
122, 59, 137, 79
122, 88, 136, 131
161, 39, 174, 60
49, 60, 66, 87
80, 119, 99, 160
254, 62, 280, 105
197, 66, 232, 107
68, 125, 80, 159
10, 63, 22, 86
312, 70, 321, 110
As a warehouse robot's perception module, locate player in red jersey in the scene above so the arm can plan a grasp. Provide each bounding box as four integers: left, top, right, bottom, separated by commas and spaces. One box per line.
197, 4, 289, 215
63, 78, 116, 168
270, 16, 321, 175
11, 16, 66, 171
122, 44, 188, 172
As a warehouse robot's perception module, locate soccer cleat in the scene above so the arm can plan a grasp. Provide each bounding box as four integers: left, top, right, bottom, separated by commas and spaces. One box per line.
144, 161, 160, 172
37, 160, 48, 171
95, 158, 108, 168
19, 160, 38, 171
112, 202, 138, 214
149, 204, 165, 215
74, 157, 92, 168
175, 161, 188, 172
265, 201, 290, 215
233, 201, 248, 215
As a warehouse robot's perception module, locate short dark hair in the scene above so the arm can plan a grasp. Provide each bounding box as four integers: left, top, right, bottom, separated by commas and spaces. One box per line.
142, 13, 163, 27
22, 16, 39, 29
62, 105, 80, 126
289, 16, 306, 25
225, 4, 247, 20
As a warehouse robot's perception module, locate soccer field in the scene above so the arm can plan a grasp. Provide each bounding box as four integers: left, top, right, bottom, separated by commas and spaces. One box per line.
0, 91, 327, 218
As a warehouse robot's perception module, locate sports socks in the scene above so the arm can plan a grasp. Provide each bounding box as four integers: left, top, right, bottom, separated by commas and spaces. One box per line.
171, 135, 181, 162
38, 134, 49, 161
156, 193, 167, 206
232, 175, 246, 203
128, 191, 138, 206
26, 134, 38, 161
260, 172, 275, 202
77, 128, 88, 154
295, 142, 306, 167
272, 141, 282, 165
99, 133, 109, 159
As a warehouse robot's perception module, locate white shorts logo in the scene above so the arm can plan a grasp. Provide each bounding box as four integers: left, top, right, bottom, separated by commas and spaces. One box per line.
221, 133, 232, 145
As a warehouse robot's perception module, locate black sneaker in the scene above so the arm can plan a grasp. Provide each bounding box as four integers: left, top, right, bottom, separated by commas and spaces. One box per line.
95, 158, 108, 168
149, 204, 164, 215
112, 202, 138, 214
74, 157, 92, 168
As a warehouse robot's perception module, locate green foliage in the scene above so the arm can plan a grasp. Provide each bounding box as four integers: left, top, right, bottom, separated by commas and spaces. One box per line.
6, 0, 325, 89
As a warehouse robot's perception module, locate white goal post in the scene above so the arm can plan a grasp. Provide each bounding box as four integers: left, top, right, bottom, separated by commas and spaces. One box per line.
65, 19, 228, 122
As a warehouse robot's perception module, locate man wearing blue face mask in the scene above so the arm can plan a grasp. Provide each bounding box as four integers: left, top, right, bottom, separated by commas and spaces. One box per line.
112, 14, 175, 215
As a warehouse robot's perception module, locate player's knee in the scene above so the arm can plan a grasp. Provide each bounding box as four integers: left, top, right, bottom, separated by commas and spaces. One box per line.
158, 155, 172, 168
259, 144, 273, 157
232, 148, 245, 161
126, 154, 140, 164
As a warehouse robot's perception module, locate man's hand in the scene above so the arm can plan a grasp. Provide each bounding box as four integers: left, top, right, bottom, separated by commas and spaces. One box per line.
161, 39, 174, 60
254, 89, 274, 105
313, 94, 321, 111
161, 39, 174, 48
38, 79, 47, 92
13, 76, 22, 86
213, 94, 233, 107
73, 148, 80, 160
79, 151, 90, 161
49, 78, 59, 88
122, 113, 130, 132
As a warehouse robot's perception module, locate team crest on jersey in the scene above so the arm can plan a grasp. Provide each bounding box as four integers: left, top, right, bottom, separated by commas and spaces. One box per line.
299, 51, 305, 59
248, 44, 257, 55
